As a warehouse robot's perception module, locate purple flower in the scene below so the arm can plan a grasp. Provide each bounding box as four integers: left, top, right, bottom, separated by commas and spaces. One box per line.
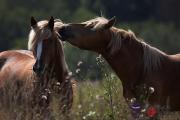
130, 102, 141, 113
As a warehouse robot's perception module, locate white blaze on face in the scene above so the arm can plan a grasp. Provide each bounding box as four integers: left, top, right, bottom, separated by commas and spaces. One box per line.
36, 40, 43, 68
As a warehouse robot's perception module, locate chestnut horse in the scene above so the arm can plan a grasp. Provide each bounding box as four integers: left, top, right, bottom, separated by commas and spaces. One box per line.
0, 17, 74, 116
58, 17, 180, 111
0, 50, 34, 90
28, 16, 74, 113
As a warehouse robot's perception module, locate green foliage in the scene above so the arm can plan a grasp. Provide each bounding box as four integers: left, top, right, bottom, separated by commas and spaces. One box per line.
0, 0, 180, 80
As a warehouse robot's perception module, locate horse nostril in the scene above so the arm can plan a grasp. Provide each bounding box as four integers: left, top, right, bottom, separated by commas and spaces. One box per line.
58, 26, 71, 41
33, 66, 38, 72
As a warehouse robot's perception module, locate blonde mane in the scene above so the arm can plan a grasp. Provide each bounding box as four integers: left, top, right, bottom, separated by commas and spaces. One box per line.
109, 27, 167, 74
28, 19, 69, 75
83, 17, 109, 30
28, 20, 50, 50
28, 19, 64, 51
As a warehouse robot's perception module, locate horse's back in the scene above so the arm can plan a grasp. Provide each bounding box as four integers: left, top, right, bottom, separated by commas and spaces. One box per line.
0, 50, 35, 87
0, 50, 34, 59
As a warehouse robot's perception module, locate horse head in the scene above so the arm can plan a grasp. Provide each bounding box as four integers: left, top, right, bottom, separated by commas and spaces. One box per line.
58, 17, 116, 53
28, 16, 62, 76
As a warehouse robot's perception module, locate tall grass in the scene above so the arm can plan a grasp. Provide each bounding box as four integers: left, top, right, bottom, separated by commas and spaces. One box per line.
1, 56, 180, 120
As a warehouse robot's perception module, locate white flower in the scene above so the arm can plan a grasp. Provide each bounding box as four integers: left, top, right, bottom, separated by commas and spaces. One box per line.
76, 68, 81, 74
77, 61, 83, 66
87, 111, 96, 116
56, 82, 61, 86
41, 95, 47, 100
78, 104, 82, 109
130, 97, 136, 103
110, 74, 116, 79
149, 87, 155, 94
82, 116, 86, 120
68, 72, 72, 76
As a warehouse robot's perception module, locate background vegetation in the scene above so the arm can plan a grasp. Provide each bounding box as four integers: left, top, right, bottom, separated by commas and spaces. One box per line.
0, 0, 180, 80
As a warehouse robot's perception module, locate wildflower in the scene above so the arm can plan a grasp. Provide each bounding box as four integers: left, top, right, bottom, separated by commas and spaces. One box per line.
87, 111, 96, 116
146, 106, 157, 118
95, 95, 100, 100
77, 61, 83, 66
78, 104, 82, 109
76, 68, 81, 74
56, 82, 60, 86
110, 73, 115, 79
41, 95, 47, 100
130, 97, 136, 103
96, 55, 101, 61
82, 116, 86, 120
130, 102, 141, 112
149, 87, 155, 94
68, 72, 72, 76
96, 55, 104, 63
44, 88, 51, 94
141, 108, 146, 113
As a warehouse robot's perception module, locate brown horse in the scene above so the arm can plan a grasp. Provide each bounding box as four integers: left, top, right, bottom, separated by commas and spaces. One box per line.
28, 16, 74, 113
0, 50, 35, 94
0, 17, 74, 116
58, 17, 180, 111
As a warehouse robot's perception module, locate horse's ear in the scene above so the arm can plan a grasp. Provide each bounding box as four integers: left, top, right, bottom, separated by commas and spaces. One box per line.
48, 16, 54, 31
103, 16, 116, 29
31, 16, 37, 28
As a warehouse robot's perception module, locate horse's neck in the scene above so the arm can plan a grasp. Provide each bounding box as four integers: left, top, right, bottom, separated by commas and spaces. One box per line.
54, 44, 69, 83
104, 53, 143, 83
101, 37, 144, 89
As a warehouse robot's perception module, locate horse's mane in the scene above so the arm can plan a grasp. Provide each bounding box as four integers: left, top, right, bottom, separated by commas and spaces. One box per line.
28, 19, 69, 75
83, 17, 109, 30
79, 16, 167, 73
28, 19, 63, 51
28, 20, 50, 50
109, 27, 167, 74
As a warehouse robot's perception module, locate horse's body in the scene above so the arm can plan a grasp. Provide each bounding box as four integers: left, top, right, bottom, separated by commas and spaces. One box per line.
0, 50, 34, 88
103, 42, 180, 110
28, 17, 74, 113
0, 17, 74, 118
58, 17, 180, 111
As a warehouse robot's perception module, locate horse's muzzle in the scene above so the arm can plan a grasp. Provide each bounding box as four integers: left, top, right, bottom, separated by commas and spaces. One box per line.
33, 64, 44, 76
58, 25, 73, 41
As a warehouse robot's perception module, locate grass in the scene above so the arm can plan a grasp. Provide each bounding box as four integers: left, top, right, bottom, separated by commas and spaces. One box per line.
1, 57, 180, 120
1, 77, 180, 120
71, 80, 131, 120
0, 71, 132, 120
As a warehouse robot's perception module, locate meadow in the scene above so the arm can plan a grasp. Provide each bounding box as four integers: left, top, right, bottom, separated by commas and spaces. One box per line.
0, 76, 131, 120
0, 57, 180, 120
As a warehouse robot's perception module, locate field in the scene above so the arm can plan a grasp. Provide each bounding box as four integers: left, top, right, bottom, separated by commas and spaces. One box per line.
0, 73, 132, 120
1, 76, 180, 120
1, 57, 180, 120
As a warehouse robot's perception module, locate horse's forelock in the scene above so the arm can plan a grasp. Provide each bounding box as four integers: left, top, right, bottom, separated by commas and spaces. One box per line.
83, 17, 109, 30
28, 29, 36, 50
28, 20, 52, 51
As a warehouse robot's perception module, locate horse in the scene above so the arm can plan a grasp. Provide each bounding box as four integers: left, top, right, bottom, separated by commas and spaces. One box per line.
58, 17, 180, 113
0, 50, 40, 118
28, 16, 74, 114
0, 50, 35, 97
0, 17, 74, 119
